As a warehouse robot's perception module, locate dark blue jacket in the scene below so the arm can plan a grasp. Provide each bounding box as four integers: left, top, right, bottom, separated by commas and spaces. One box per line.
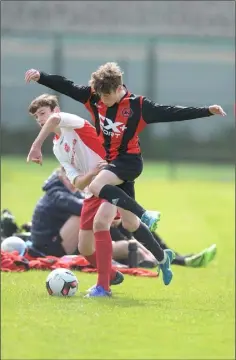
31, 173, 84, 243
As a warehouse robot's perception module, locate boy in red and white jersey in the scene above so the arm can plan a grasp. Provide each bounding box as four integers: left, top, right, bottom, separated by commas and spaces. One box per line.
27, 93, 123, 297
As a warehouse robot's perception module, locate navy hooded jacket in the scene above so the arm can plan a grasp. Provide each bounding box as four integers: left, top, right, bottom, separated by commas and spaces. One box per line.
31, 173, 84, 243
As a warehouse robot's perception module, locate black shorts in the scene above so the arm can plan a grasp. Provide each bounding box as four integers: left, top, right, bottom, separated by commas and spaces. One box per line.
30, 234, 74, 258
104, 154, 143, 199
117, 181, 135, 199
105, 154, 143, 182
110, 227, 128, 242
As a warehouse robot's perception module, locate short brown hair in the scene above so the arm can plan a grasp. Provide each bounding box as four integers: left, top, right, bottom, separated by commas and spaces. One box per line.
28, 93, 59, 115
89, 62, 123, 94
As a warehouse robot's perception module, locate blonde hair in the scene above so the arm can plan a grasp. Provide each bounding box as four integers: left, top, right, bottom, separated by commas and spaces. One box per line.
28, 94, 59, 115
89, 62, 123, 94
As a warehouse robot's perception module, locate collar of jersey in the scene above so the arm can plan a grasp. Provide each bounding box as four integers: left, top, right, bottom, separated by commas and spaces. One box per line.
119, 84, 129, 103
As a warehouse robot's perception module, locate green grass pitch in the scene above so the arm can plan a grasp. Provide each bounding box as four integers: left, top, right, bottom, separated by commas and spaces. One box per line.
1, 157, 235, 359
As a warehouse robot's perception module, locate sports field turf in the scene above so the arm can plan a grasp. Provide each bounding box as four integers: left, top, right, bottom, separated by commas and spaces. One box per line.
1, 157, 235, 359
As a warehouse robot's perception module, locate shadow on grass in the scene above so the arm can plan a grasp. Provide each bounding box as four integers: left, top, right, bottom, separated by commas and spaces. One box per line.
73, 293, 174, 308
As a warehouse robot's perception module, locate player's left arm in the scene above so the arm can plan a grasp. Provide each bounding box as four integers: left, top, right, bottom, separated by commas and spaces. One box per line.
141, 97, 226, 124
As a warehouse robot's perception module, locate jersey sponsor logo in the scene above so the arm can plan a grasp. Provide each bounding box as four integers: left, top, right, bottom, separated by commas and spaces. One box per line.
99, 114, 127, 137
122, 108, 133, 117
64, 143, 70, 153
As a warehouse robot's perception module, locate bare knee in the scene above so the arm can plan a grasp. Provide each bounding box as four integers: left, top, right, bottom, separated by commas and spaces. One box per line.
93, 216, 110, 232
121, 218, 140, 233
89, 179, 102, 197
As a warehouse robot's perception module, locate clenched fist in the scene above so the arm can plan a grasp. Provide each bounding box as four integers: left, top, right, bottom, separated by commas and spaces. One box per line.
209, 105, 226, 117
25, 69, 40, 83
27, 145, 43, 165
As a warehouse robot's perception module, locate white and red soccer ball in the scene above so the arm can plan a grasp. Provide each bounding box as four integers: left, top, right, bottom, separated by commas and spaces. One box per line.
46, 268, 79, 297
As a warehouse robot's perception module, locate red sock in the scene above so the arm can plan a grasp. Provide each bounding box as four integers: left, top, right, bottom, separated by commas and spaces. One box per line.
94, 230, 114, 291
85, 252, 116, 280
84, 253, 97, 268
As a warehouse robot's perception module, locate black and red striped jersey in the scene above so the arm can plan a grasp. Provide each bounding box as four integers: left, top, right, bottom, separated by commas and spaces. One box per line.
38, 72, 213, 161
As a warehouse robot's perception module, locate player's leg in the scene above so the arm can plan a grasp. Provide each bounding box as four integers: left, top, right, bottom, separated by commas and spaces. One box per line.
79, 197, 108, 272
148, 231, 191, 266
86, 201, 125, 297
79, 228, 123, 287
80, 197, 123, 297
115, 181, 175, 285
119, 208, 175, 285
184, 244, 217, 267
89, 155, 160, 231
92, 201, 117, 294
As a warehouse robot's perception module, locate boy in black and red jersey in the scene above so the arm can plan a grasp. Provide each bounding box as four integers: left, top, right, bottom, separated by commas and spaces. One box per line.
25, 63, 226, 286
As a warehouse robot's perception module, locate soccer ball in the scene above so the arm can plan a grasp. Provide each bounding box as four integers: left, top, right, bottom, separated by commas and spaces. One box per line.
46, 268, 79, 297
1, 236, 27, 256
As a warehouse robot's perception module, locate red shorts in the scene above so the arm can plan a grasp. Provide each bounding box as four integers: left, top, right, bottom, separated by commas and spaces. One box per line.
80, 197, 104, 230
80, 196, 120, 230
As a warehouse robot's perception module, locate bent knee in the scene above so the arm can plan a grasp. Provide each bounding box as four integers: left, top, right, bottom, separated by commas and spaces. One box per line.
93, 218, 110, 232
121, 218, 140, 233
89, 180, 102, 197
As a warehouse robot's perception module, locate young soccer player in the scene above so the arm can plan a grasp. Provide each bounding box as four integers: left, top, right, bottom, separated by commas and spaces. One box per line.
27, 94, 124, 296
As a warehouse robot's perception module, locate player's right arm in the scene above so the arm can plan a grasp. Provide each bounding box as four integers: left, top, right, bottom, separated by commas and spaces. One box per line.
61, 160, 107, 191
25, 69, 91, 104
27, 113, 61, 165
27, 113, 86, 165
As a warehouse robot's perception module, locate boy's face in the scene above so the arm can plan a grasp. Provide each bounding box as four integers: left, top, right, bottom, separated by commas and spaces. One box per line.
100, 86, 123, 107
33, 106, 55, 127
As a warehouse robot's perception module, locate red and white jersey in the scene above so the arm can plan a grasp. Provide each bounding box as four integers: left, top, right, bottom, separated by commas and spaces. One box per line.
53, 112, 105, 198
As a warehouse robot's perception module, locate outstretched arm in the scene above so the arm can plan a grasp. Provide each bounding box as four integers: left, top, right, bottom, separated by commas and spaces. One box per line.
141, 97, 226, 124
25, 69, 91, 104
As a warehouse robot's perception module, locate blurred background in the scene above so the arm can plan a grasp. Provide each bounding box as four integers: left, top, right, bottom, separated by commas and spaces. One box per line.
1, 0, 235, 180
1, 5, 235, 359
